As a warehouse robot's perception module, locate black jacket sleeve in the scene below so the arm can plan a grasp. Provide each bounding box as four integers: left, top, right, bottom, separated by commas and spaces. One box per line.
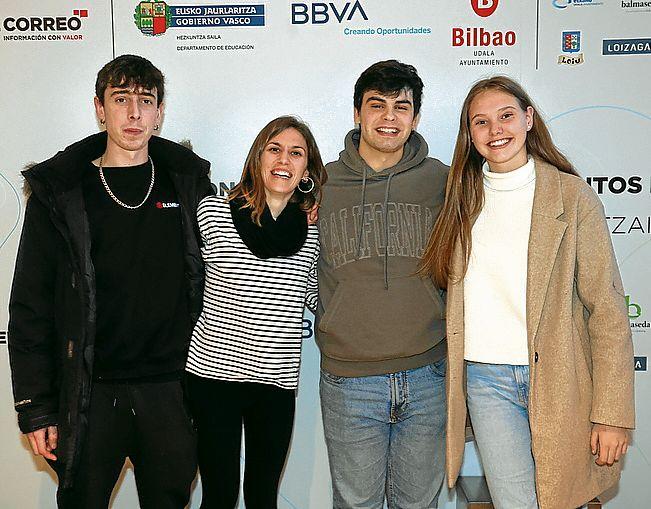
8, 193, 60, 433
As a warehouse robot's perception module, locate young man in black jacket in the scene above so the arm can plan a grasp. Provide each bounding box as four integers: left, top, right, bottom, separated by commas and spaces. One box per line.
8, 54, 212, 509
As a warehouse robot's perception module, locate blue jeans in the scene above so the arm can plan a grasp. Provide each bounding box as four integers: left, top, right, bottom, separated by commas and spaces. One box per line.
320, 360, 446, 509
466, 362, 538, 509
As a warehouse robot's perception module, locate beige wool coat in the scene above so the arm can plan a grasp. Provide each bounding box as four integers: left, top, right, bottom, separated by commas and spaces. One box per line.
445, 160, 635, 509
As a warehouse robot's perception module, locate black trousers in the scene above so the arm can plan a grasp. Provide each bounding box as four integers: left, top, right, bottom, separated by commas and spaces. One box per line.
52, 379, 197, 509
187, 374, 296, 509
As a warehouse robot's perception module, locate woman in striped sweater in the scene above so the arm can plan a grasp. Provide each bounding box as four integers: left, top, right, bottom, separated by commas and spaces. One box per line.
185, 116, 326, 509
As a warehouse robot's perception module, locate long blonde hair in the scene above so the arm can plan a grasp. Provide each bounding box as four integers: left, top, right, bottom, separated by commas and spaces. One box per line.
418, 76, 577, 288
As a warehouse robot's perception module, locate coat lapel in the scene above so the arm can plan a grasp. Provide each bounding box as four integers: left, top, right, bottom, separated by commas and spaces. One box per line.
527, 160, 567, 347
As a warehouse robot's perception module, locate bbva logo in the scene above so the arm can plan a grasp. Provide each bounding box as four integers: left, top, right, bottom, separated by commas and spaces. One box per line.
291, 1, 368, 24
471, 0, 499, 17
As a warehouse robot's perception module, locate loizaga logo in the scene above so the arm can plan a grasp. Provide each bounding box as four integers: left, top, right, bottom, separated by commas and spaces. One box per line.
1, 9, 88, 33
291, 1, 368, 24
471, 0, 499, 17
134, 1, 265, 36
603, 38, 651, 55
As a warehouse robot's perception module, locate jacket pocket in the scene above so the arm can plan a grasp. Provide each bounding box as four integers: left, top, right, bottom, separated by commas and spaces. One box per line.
318, 276, 445, 362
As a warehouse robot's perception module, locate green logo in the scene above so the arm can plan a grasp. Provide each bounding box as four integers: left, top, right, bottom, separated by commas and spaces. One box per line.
626, 295, 642, 319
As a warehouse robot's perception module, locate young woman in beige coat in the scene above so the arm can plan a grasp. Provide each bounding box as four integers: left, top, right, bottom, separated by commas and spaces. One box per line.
419, 76, 635, 509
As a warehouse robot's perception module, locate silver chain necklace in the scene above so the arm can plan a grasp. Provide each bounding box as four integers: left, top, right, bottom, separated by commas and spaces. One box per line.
98, 156, 155, 209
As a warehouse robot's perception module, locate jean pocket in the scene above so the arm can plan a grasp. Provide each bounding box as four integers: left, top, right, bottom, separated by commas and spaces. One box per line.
428, 358, 447, 378
320, 370, 347, 385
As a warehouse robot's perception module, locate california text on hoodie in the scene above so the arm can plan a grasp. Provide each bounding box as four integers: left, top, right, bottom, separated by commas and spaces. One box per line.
316, 129, 449, 377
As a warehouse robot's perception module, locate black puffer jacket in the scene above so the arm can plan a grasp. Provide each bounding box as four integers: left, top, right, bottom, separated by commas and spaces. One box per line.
8, 131, 212, 487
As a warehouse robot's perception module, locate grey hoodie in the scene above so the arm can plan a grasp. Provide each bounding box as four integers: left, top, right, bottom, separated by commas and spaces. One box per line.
316, 129, 449, 377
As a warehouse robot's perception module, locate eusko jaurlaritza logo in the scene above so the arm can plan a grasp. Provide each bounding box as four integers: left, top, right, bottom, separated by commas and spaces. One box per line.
134, 1, 172, 36
134, 1, 265, 36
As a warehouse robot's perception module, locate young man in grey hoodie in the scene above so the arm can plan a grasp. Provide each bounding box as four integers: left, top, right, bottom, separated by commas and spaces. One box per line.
316, 60, 449, 508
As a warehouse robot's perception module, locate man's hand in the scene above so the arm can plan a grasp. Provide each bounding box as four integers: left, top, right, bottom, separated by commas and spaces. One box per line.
591, 423, 629, 466
26, 425, 58, 461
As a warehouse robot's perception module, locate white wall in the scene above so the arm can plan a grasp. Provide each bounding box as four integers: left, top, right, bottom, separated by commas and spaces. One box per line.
1, 0, 649, 507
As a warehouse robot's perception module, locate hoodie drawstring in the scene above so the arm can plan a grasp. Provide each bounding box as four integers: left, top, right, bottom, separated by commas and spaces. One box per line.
356, 166, 395, 290
355, 167, 368, 259
383, 173, 396, 290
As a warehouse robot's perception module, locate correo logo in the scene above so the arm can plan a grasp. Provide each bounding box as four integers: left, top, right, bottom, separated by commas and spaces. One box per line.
1, 9, 88, 32
471, 0, 499, 17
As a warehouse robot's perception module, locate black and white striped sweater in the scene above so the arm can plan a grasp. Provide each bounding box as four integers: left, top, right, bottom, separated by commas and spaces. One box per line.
186, 195, 319, 389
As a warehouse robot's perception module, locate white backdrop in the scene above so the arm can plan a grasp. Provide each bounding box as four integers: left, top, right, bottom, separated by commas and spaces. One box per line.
0, 1, 649, 507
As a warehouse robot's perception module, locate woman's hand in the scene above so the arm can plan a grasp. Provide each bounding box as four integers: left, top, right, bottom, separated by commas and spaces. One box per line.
591, 423, 629, 466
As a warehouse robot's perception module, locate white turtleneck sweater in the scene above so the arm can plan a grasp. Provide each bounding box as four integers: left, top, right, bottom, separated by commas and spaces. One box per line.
463, 157, 535, 365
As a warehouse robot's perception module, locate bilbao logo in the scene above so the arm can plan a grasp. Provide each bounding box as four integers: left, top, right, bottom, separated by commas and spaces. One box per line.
471, 0, 499, 17
1, 9, 87, 32
452, 27, 516, 46
134, 1, 265, 36
585, 175, 644, 194
291, 1, 368, 25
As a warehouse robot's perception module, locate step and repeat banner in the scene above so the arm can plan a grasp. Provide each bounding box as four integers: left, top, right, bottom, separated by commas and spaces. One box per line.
0, 0, 649, 507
